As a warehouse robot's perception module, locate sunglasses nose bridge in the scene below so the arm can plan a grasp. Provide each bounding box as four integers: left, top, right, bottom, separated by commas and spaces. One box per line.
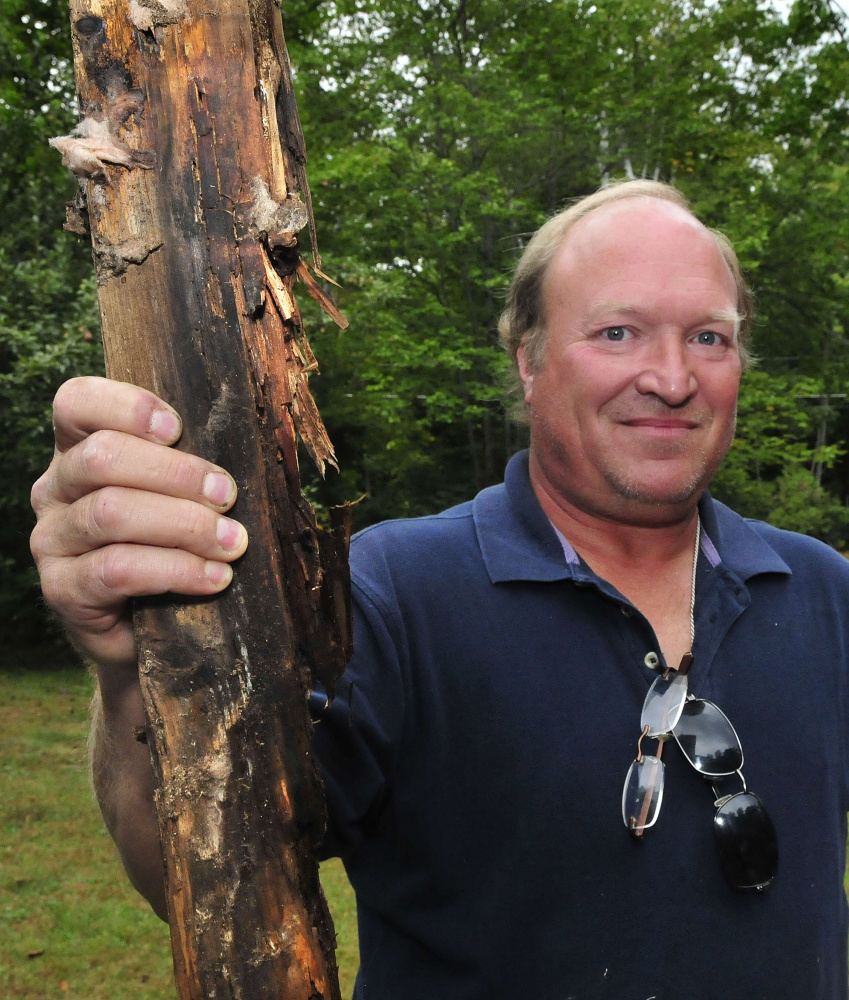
625, 691, 779, 892
711, 769, 748, 808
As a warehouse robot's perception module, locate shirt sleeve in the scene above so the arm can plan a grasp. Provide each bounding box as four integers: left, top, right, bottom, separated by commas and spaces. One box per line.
311, 576, 407, 861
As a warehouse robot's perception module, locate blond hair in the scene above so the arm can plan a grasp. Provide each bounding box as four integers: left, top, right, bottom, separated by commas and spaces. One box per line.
498, 179, 754, 380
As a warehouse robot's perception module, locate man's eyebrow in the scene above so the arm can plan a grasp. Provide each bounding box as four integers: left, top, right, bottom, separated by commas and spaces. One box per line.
708, 308, 742, 338
587, 302, 741, 333
708, 308, 741, 325
585, 301, 644, 320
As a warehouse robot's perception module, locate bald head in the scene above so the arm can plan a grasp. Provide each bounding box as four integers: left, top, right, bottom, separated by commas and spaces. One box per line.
499, 181, 753, 383
544, 198, 741, 352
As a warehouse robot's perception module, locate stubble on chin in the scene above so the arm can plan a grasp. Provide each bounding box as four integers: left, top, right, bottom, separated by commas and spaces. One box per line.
602, 418, 737, 509
602, 464, 708, 508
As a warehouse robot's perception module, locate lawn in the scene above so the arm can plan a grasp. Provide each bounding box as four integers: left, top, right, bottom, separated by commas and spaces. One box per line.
0, 661, 359, 1000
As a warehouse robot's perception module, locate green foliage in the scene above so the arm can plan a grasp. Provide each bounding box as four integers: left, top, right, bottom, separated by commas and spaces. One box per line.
711, 369, 849, 545
0, 0, 80, 250
767, 466, 849, 543
2, 0, 849, 632
0, 246, 103, 639
0, 0, 105, 637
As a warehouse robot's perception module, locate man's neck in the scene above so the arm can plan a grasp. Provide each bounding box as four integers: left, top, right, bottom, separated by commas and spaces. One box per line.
528, 461, 701, 571
528, 456, 702, 667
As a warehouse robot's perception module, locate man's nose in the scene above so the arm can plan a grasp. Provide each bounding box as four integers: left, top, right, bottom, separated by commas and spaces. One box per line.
633, 338, 697, 406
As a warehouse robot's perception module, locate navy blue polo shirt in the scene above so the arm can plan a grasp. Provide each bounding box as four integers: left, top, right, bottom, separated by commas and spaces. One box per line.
314, 450, 849, 1000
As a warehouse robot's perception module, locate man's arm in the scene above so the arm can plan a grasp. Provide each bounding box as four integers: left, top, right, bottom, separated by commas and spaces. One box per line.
89, 663, 167, 918
30, 376, 249, 918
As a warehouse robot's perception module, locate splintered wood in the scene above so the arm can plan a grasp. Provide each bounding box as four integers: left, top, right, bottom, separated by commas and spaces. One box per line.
55, 1, 351, 997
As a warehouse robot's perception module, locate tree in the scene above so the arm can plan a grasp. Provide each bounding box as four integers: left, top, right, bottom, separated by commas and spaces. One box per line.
711, 368, 849, 545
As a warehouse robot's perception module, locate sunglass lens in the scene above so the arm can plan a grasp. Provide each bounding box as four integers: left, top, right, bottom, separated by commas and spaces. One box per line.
641, 672, 688, 738
673, 699, 743, 775
714, 791, 778, 890
622, 755, 665, 835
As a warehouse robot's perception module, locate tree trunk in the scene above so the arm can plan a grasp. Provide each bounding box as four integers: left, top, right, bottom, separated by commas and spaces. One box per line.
54, 2, 350, 997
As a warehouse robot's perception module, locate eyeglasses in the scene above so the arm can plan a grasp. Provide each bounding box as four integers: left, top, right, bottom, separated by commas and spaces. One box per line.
622, 671, 779, 892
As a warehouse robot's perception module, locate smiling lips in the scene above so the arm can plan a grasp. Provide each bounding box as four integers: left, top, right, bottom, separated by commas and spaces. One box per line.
618, 416, 704, 445
623, 417, 700, 430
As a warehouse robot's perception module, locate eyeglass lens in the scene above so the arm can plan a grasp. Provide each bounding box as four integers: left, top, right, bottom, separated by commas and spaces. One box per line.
673, 699, 743, 776
641, 672, 688, 738
622, 755, 664, 834
714, 791, 779, 890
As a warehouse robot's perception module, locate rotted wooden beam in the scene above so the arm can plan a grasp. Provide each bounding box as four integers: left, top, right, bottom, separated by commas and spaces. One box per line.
53, 2, 350, 997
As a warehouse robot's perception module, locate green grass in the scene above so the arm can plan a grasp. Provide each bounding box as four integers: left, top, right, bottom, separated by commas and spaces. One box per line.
0, 663, 359, 999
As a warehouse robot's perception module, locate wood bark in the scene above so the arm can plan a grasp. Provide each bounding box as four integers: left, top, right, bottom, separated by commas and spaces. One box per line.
55, 2, 351, 997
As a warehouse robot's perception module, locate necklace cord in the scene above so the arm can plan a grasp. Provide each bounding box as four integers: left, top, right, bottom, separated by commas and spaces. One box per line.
689, 516, 700, 648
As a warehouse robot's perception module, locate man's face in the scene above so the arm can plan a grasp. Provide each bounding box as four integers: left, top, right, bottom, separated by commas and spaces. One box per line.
518, 198, 742, 526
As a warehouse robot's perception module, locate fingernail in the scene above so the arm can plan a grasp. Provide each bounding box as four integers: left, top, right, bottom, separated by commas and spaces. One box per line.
149, 408, 181, 442
216, 517, 247, 552
203, 472, 236, 506
204, 561, 233, 586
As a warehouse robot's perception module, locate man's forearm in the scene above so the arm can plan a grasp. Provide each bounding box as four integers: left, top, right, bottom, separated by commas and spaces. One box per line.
90, 663, 168, 920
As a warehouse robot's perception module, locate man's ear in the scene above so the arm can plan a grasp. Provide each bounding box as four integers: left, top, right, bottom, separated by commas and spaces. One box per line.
517, 340, 534, 405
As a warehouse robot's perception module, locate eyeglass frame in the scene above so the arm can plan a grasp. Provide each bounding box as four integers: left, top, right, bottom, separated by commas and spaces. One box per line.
623, 668, 779, 893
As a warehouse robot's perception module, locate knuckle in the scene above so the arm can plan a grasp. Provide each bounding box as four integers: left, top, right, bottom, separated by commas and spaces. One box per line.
96, 546, 135, 593
162, 449, 204, 494
87, 487, 125, 539
52, 376, 98, 436
178, 503, 209, 541
79, 429, 124, 480
30, 469, 52, 515
52, 376, 87, 419
29, 520, 49, 564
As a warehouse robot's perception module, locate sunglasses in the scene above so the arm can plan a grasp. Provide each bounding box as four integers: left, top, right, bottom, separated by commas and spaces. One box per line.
622, 671, 779, 892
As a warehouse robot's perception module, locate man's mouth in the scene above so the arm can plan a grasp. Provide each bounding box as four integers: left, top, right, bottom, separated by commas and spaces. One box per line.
622, 417, 701, 430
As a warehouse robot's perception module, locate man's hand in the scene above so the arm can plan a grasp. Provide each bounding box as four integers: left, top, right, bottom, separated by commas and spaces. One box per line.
30, 376, 249, 667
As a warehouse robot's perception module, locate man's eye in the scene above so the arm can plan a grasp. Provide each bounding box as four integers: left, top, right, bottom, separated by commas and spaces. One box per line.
694, 331, 725, 346
600, 326, 631, 342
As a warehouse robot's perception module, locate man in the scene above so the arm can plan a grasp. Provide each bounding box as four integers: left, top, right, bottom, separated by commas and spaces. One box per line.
31, 180, 849, 998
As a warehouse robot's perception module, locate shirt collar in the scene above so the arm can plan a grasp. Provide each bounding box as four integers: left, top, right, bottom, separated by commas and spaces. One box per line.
472, 449, 791, 585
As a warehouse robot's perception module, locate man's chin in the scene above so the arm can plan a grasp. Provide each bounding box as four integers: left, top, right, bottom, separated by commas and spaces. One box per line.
605, 469, 707, 509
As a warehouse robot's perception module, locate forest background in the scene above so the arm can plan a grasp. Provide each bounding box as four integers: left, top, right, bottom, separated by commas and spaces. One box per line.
2, 0, 849, 649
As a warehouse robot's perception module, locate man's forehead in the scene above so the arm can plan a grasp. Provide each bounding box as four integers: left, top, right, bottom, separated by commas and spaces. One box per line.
537, 196, 742, 346
560, 196, 710, 256
544, 196, 736, 297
